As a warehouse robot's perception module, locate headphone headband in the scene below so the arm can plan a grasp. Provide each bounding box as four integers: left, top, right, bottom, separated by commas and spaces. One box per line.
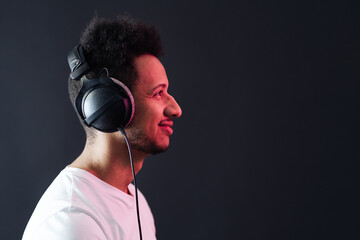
67, 45, 90, 80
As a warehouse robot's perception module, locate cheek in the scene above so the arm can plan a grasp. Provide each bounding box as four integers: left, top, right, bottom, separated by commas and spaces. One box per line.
139, 103, 163, 119
132, 100, 164, 128
132, 102, 149, 122
135, 109, 158, 129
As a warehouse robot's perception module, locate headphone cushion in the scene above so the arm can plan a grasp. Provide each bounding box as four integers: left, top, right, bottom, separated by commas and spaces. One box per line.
110, 77, 135, 127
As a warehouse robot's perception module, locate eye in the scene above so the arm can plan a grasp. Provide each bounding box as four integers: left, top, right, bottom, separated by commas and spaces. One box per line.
153, 90, 164, 97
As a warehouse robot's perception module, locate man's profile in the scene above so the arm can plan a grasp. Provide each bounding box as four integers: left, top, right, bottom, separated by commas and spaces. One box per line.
22, 15, 182, 240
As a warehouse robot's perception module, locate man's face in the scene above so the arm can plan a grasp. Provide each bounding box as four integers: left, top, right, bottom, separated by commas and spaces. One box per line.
125, 54, 182, 154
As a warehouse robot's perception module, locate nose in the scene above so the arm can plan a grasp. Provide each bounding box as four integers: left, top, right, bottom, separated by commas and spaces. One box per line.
165, 95, 182, 119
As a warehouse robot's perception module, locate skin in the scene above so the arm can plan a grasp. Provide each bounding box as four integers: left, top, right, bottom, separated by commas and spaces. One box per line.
70, 54, 182, 194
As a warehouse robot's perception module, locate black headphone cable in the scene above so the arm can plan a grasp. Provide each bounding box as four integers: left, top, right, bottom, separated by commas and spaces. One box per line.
118, 127, 143, 240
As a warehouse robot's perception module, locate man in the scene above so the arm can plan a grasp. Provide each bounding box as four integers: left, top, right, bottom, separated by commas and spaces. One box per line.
23, 16, 182, 240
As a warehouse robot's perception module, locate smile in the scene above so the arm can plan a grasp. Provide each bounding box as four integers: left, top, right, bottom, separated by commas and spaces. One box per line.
159, 120, 174, 135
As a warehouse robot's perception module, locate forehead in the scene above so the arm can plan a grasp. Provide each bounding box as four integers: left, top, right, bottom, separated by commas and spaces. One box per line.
133, 55, 168, 91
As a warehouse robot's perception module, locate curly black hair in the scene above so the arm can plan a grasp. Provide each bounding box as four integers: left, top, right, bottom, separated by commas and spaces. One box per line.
68, 15, 163, 140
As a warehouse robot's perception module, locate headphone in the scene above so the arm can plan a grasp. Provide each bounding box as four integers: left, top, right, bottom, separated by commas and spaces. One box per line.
67, 45, 135, 133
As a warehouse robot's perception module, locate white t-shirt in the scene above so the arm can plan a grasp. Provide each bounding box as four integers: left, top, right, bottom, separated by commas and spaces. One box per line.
23, 167, 156, 240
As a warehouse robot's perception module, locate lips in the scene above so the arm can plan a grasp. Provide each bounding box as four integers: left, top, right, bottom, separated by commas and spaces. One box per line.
159, 119, 173, 127
159, 119, 174, 135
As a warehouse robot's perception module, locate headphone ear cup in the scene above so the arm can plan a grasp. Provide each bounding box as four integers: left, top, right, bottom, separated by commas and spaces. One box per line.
82, 86, 128, 132
75, 76, 134, 133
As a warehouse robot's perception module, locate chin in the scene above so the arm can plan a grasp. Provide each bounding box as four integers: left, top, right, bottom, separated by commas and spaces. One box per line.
150, 142, 169, 155
131, 140, 169, 155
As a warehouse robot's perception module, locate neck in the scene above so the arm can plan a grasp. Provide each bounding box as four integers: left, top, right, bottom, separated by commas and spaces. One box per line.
70, 131, 149, 194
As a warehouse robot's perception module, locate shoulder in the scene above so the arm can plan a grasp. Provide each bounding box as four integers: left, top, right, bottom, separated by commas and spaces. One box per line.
23, 168, 108, 239
23, 208, 107, 240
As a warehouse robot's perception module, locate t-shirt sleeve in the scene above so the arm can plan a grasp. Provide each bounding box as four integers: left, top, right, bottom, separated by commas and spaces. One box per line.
28, 210, 107, 240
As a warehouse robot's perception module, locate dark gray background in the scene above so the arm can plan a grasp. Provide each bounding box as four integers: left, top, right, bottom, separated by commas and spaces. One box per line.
1, 0, 359, 239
